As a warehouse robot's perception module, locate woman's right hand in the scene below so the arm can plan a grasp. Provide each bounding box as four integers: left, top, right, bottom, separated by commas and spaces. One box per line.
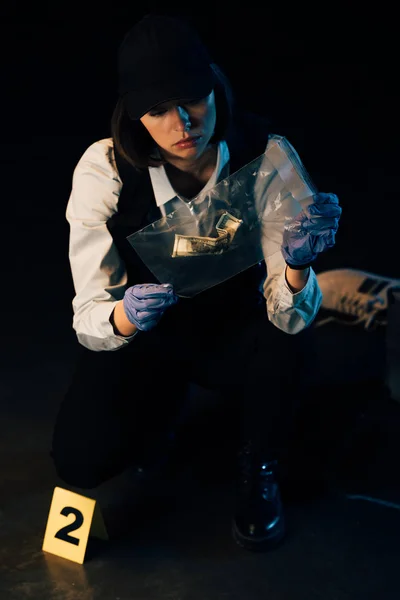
123, 283, 179, 331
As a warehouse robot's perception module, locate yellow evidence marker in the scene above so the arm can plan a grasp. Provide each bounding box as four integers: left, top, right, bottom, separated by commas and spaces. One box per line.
42, 486, 108, 564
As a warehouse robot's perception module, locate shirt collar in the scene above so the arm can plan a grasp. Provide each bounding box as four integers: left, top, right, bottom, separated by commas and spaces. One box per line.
148, 140, 230, 207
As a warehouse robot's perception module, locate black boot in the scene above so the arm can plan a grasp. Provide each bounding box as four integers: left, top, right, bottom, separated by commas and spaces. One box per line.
232, 440, 285, 551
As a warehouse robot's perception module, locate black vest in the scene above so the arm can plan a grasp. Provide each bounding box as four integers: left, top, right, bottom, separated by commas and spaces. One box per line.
106, 109, 272, 335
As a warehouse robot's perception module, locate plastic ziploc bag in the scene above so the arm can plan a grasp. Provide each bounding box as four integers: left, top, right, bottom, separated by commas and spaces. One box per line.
126, 135, 317, 297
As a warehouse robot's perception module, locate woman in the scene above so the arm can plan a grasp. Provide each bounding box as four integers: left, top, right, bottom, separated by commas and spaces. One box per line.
52, 12, 341, 551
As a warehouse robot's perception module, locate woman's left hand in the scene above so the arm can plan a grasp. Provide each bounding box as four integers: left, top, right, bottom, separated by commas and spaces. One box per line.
281, 192, 342, 269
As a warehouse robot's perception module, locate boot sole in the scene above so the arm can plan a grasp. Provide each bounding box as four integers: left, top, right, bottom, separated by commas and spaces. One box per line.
231, 516, 286, 552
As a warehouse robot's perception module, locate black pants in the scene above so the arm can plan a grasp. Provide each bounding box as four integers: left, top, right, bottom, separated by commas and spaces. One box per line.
52, 305, 314, 489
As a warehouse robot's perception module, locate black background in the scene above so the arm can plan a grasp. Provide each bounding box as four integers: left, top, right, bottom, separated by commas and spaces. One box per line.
1, 12, 399, 596
0, 8, 396, 328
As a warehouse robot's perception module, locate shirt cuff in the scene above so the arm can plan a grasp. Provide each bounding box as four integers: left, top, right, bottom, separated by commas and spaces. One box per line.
277, 265, 316, 307
73, 301, 138, 352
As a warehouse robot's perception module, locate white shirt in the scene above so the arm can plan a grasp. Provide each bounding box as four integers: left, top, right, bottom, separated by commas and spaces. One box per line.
66, 138, 322, 351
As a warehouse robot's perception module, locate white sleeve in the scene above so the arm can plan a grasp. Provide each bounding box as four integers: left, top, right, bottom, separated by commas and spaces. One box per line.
66, 138, 138, 351
258, 138, 323, 334
263, 253, 322, 335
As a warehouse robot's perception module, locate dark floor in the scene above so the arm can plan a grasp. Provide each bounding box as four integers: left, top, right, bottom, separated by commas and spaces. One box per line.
1, 300, 400, 599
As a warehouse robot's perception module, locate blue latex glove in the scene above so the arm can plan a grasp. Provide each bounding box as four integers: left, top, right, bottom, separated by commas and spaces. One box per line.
123, 283, 179, 332
281, 192, 342, 269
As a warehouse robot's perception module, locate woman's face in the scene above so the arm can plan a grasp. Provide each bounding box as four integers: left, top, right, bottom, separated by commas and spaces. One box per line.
139, 90, 217, 162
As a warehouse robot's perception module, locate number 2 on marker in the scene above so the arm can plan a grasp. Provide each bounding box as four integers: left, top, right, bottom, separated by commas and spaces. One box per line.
42, 487, 102, 564
54, 507, 84, 545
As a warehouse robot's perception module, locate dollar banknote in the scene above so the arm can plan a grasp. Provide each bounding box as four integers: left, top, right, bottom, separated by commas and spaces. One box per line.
172, 231, 230, 258
171, 211, 243, 257
215, 212, 243, 241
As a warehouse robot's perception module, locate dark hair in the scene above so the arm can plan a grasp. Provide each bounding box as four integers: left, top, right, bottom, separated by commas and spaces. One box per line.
111, 63, 236, 171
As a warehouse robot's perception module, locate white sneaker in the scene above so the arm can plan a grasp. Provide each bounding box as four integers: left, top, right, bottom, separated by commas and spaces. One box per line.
315, 268, 400, 330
